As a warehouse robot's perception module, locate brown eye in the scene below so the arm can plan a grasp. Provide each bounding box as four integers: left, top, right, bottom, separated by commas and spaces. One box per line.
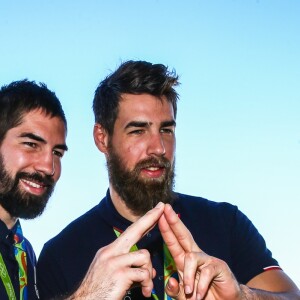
24, 142, 37, 148
129, 129, 144, 135
53, 150, 64, 158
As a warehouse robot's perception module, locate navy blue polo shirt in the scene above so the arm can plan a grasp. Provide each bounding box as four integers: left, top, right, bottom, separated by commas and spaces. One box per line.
0, 219, 38, 300
37, 190, 279, 300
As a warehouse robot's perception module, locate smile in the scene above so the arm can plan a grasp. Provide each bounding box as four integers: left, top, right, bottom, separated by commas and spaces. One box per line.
146, 166, 162, 171
21, 179, 45, 189
140, 166, 165, 179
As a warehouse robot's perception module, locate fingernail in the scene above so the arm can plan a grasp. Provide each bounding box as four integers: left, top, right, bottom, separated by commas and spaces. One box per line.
185, 285, 192, 294
197, 293, 202, 300
156, 202, 163, 208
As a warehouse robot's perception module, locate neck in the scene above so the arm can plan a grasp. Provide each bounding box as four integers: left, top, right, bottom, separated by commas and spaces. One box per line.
109, 185, 141, 222
0, 205, 17, 229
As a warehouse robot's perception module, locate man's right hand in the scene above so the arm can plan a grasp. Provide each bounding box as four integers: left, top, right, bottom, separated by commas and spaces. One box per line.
68, 202, 165, 300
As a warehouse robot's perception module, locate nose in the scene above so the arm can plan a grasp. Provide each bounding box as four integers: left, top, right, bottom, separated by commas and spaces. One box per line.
146, 133, 166, 157
35, 152, 55, 176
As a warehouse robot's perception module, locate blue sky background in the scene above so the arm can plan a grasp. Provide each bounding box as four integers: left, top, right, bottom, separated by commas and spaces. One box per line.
1, 0, 299, 286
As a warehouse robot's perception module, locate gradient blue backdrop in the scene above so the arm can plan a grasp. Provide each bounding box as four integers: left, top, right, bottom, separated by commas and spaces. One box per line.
1, 0, 299, 286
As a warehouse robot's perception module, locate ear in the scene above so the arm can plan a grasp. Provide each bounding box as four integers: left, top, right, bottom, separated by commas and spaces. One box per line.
93, 123, 109, 154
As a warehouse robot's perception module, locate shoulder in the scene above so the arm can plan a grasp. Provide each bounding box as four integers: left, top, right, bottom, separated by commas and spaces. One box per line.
173, 192, 251, 241
174, 192, 238, 218
42, 203, 102, 250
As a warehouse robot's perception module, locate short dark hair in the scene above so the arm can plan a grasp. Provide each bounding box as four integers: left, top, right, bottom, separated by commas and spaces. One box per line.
93, 60, 179, 135
0, 79, 67, 143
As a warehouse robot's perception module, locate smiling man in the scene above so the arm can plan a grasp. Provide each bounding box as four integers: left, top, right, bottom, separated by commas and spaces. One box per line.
37, 61, 299, 300
0, 80, 68, 300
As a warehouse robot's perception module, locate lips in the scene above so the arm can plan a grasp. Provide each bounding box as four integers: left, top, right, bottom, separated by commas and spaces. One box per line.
145, 165, 163, 171
17, 172, 54, 196
20, 178, 48, 195
21, 178, 46, 189
141, 165, 165, 178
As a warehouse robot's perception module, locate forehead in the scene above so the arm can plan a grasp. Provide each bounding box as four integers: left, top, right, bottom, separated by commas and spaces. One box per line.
6, 109, 66, 144
117, 94, 175, 123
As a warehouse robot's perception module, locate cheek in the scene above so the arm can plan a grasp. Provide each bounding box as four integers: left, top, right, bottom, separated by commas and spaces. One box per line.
128, 142, 147, 157
2, 150, 28, 174
53, 160, 62, 182
118, 143, 145, 170
165, 139, 176, 160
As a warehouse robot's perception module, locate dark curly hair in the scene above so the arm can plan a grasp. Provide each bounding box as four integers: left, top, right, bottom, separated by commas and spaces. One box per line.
93, 60, 179, 135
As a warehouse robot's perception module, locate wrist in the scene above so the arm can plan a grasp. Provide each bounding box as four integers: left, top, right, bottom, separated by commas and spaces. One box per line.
239, 284, 256, 300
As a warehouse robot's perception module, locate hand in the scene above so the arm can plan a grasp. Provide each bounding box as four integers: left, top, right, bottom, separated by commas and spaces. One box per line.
70, 202, 165, 300
159, 204, 242, 300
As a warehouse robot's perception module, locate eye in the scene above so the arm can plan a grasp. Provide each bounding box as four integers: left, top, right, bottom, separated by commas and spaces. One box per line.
23, 142, 37, 148
160, 128, 174, 134
53, 149, 64, 158
129, 129, 145, 135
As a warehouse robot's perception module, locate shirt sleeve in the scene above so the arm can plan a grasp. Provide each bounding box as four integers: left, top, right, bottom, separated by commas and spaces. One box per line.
230, 207, 280, 284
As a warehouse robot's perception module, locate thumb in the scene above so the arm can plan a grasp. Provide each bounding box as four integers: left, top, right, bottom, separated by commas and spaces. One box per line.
166, 277, 186, 300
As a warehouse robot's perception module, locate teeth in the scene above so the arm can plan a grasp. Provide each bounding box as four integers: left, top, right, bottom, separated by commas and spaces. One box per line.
147, 167, 159, 171
21, 179, 43, 189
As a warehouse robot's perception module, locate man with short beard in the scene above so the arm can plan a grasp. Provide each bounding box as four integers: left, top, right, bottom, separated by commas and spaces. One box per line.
0, 79, 68, 300
38, 61, 299, 300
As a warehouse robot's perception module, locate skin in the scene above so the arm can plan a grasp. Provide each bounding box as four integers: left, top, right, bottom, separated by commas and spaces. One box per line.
0, 109, 67, 229
160, 204, 300, 300
94, 93, 176, 222
0, 106, 159, 300
2, 94, 297, 299
94, 93, 299, 299
68, 202, 165, 300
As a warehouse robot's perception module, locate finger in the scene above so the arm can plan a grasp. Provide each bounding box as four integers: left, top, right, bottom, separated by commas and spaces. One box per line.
164, 204, 201, 252
112, 202, 165, 254
97, 249, 155, 297
182, 252, 204, 296
126, 267, 154, 298
119, 251, 155, 298
116, 249, 152, 266
158, 213, 185, 268
165, 277, 185, 300
126, 249, 154, 280
196, 256, 235, 299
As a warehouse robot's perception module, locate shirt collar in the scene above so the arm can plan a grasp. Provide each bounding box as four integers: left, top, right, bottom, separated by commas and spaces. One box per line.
0, 218, 20, 243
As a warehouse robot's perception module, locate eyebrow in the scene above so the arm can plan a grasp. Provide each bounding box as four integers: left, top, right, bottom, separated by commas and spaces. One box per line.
125, 120, 176, 130
161, 120, 176, 127
19, 132, 68, 151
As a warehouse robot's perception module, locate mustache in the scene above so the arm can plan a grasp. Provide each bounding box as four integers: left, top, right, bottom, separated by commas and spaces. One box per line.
16, 172, 54, 187
134, 156, 171, 172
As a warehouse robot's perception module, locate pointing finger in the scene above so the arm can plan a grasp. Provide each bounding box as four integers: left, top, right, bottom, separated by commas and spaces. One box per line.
163, 204, 201, 252
112, 202, 165, 254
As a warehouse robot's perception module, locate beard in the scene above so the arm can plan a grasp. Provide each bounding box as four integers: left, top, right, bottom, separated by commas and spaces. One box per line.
107, 144, 176, 217
0, 154, 54, 219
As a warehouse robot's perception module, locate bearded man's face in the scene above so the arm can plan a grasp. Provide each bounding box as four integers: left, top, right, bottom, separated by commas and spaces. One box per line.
0, 154, 54, 219
0, 109, 67, 219
107, 144, 176, 216
102, 95, 177, 216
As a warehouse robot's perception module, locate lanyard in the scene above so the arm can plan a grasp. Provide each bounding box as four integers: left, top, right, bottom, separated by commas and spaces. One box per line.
0, 222, 28, 300
113, 227, 177, 300
0, 253, 17, 300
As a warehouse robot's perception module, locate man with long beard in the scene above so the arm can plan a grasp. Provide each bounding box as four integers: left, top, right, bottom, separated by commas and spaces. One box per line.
37, 61, 299, 300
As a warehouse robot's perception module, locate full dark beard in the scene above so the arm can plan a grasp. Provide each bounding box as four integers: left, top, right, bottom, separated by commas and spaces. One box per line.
107, 146, 176, 217
0, 154, 54, 219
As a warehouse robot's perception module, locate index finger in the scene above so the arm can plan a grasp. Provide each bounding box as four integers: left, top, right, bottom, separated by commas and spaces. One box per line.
163, 204, 201, 252
112, 202, 165, 254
